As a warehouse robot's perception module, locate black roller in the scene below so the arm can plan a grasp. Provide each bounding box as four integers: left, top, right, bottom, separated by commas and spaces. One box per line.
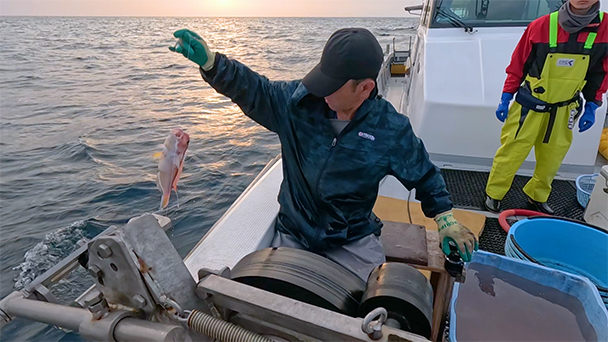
231, 247, 367, 317
359, 263, 433, 338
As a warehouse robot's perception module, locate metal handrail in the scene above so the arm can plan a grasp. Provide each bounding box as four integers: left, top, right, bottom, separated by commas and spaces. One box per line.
405, 5, 424, 15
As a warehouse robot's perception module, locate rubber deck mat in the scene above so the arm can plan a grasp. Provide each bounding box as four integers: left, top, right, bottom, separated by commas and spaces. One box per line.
478, 218, 511, 256
440, 169, 585, 221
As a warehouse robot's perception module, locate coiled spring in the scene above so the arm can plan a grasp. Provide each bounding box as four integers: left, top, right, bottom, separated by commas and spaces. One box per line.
187, 309, 272, 342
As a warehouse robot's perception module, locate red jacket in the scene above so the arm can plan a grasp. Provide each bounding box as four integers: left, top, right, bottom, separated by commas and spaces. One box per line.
503, 12, 608, 105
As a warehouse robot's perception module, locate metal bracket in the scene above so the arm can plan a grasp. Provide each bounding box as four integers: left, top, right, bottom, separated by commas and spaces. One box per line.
21, 225, 119, 298
116, 214, 207, 315
88, 235, 157, 314
86, 214, 195, 319
25, 284, 58, 304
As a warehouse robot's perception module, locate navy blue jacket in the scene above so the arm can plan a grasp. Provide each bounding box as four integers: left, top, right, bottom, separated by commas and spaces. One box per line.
201, 53, 453, 252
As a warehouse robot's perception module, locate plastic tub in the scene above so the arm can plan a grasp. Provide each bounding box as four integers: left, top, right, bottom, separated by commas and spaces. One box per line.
584, 165, 608, 230
505, 216, 608, 297
449, 251, 608, 342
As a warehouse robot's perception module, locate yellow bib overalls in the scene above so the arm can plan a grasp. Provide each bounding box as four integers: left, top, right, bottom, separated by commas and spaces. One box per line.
486, 11, 604, 203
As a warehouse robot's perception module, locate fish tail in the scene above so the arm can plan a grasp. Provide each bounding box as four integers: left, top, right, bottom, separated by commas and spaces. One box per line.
161, 193, 170, 209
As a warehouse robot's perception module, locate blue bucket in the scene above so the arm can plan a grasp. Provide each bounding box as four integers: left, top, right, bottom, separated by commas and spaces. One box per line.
506, 217, 608, 302
449, 251, 608, 342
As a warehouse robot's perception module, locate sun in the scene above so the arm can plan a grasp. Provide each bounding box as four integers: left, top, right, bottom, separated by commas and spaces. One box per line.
217, 0, 232, 7
199, 0, 235, 15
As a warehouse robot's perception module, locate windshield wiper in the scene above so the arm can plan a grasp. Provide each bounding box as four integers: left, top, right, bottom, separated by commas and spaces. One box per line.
436, 7, 476, 33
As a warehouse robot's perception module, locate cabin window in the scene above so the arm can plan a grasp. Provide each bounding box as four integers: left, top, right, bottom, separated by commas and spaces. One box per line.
431, 0, 565, 28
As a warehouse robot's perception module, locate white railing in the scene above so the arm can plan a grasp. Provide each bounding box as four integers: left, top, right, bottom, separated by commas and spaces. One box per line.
377, 45, 394, 98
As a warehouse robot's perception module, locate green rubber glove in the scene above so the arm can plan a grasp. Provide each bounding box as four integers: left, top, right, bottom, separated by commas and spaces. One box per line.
169, 29, 216, 71
435, 211, 479, 262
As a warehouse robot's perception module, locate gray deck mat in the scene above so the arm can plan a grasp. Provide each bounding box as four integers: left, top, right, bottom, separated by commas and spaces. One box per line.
440, 168, 585, 220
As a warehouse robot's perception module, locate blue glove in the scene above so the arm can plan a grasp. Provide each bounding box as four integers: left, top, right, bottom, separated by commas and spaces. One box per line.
579, 102, 599, 133
496, 92, 514, 122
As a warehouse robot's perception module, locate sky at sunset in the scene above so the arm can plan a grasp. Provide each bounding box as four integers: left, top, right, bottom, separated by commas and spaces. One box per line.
0, 0, 421, 17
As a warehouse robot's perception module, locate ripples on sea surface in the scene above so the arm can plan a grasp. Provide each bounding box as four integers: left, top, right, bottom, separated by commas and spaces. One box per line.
0, 16, 417, 341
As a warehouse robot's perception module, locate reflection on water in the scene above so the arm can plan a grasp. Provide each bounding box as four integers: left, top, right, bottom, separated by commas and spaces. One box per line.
0, 16, 416, 341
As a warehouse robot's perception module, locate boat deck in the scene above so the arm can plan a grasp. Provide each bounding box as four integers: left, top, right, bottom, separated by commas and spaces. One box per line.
383, 77, 408, 112
381, 167, 586, 258
440, 168, 585, 257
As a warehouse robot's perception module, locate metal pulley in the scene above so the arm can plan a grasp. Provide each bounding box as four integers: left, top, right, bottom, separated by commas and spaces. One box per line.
230, 247, 366, 316
359, 263, 433, 338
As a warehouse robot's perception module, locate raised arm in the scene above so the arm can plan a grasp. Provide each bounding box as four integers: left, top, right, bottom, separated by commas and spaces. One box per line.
170, 29, 298, 132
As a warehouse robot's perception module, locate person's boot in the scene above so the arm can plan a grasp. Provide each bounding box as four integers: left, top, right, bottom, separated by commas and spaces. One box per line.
484, 195, 502, 213
527, 197, 554, 215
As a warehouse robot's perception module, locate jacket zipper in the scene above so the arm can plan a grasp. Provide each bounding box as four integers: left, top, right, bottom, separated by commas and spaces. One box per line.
311, 136, 338, 241
314, 115, 366, 200
312, 105, 371, 236
315, 137, 338, 199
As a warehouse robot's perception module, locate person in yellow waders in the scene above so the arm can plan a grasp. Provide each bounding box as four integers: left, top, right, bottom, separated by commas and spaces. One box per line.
485, 0, 608, 214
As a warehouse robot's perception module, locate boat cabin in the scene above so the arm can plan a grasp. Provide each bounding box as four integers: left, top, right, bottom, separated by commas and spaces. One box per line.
382, 0, 608, 178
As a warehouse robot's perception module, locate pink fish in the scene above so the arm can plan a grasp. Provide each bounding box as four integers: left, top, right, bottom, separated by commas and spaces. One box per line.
155, 128, 190, 209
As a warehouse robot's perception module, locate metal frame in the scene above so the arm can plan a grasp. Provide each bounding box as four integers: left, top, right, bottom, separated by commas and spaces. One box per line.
197, 274, 431, 342
1, 211, 432, 342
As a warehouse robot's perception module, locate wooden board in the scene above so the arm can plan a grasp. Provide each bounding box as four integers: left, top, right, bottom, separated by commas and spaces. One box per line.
381, 221, 428, 266
373, 195, 486, 276
373, 195, 486, 237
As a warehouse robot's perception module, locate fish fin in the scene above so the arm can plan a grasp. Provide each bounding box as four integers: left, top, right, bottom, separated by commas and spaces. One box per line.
171, 152, 187, 190
157, 171, 171, 209
156, 172, 164, 192
172, 164, 183, 191
153, 145, 167, 160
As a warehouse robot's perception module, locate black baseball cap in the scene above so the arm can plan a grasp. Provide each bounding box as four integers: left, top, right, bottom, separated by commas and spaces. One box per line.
303, 28, 383, 98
